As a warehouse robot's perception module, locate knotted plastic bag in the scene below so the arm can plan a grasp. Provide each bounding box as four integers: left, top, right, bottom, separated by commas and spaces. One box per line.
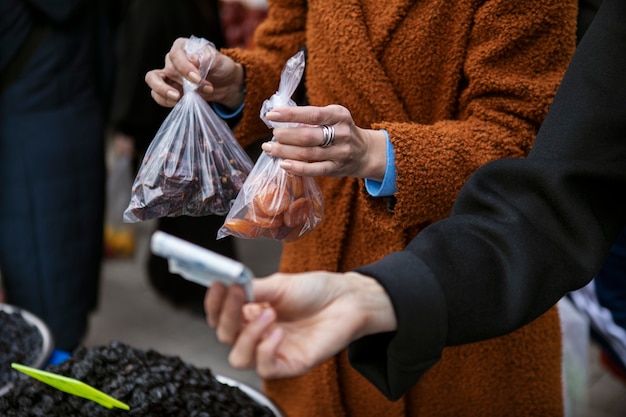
124, 36, 253, 222
218, 50, 324, 242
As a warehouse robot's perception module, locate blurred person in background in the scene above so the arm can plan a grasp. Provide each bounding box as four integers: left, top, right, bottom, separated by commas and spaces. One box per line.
219, 0, 267, 48
0, 0, 119, 351
569, 228, 626, 386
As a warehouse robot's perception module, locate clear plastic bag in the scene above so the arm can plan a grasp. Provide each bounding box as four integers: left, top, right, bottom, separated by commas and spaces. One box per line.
124, 36, 253, 223
558, 297, 589, 417
218, 51, 324, 242
104, 152, 135, 258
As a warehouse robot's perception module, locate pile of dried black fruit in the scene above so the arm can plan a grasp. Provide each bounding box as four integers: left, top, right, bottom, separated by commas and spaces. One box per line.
0, 309, 43, 387
0, 341, 275, 417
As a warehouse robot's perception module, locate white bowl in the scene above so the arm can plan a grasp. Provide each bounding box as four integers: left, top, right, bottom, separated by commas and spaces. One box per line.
0, 303, 54, 396
216, 374, 284, 417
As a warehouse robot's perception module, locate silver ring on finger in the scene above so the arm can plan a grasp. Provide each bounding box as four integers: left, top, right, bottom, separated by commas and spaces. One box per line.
319, 125, 335, 148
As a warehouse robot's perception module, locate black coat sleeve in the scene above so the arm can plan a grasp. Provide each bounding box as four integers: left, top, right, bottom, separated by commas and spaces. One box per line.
348, 0, 626, 400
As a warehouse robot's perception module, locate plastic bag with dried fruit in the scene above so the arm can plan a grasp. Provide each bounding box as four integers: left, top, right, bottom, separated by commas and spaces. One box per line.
104, 151, 136, 258
124, 36, 253, 223
218, 51, 324, 242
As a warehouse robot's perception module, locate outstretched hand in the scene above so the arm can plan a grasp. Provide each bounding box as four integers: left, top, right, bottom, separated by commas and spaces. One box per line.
204, 271, 397, 379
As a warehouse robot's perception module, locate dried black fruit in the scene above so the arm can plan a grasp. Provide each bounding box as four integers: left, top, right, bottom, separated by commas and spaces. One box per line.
126, 126, 252, 221
0, 341, 276, 417
0, 310, 43, 388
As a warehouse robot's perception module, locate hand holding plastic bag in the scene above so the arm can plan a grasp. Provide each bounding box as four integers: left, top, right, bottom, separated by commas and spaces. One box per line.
124, 36, 253, 222
218, 51, 324, 242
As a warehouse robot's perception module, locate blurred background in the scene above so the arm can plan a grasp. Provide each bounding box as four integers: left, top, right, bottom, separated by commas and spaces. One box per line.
2, 1, 626, 416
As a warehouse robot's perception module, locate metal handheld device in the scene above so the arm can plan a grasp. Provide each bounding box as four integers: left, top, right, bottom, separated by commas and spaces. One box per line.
150, 231, 254, 301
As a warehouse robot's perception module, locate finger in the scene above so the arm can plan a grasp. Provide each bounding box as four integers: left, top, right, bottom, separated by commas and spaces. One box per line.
149, 89, 178, 108
271, 125, 328, 148
250, 274, 288, 305
196, 81, 218, 103
263, 140, 321, 162
169, 38, 204, 83
265, 105, 348, 126
146, 68, 182, 105
265, 135, 348, 161
228, 307, 276, 369
268, 121, 344, 152
205, 282, 227, 328
215, 285, 248, 345
279, 159, 339, 177
242, 302, 265, 322
255, 327, 288, 379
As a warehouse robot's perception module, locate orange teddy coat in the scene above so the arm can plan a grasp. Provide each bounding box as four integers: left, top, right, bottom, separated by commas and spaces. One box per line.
223, 0, 578, 415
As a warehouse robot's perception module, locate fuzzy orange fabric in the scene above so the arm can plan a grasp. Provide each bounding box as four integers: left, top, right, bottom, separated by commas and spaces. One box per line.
223, 0, 578, 415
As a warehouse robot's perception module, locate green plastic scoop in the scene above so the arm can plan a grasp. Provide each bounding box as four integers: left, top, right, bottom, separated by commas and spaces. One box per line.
11, 363, 130, 410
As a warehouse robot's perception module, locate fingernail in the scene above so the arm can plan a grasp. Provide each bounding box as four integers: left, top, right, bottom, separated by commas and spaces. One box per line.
202, 85, 212, 94
261, 142, 273, 154
243, 304, 263, 321
280, 161, 292, 170
188, 71, 201, 83
167, 90, 180, 100
265, 111, 280, 120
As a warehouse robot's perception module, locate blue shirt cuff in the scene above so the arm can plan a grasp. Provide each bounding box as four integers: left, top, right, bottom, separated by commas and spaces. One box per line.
365, 131, 397, 197
210, 101, 245, 120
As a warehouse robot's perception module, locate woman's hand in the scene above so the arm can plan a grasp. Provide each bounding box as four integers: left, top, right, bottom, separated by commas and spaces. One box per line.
204, 271, 397, 379
261, 105, 388, 180
145, 37, 245, 109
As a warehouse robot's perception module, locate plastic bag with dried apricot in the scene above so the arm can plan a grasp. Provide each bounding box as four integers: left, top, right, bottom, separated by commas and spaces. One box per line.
218, 149, 323, 241
218, 50, 323, 242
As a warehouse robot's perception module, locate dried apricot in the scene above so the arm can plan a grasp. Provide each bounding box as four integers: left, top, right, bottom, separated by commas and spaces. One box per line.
253, 181, 290, 216
286, 173, 304, 199
245, 207, 284, 229
260, 226, 282, 239
283, 197, 311, 228
223, 218, 261, 238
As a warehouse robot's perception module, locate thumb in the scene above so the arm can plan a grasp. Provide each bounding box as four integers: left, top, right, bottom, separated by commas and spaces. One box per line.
252, 273, 289, 305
